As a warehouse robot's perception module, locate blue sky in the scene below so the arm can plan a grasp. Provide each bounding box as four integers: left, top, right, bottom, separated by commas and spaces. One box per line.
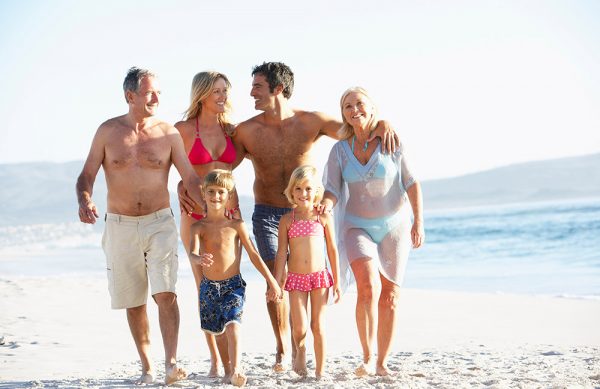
1, 0, 599, 194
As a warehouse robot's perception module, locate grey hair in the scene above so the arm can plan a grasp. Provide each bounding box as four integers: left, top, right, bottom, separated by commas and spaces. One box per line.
123, 67, 156, 103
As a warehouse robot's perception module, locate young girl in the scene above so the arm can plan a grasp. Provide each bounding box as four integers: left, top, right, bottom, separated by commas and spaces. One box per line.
274, 165, 341, 379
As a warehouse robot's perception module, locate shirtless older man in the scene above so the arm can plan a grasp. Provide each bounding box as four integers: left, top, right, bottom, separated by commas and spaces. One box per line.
233, 62, 399, 370
76, 67, 201, 385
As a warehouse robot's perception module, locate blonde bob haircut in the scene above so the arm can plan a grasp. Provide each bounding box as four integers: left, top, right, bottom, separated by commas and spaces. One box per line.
203, 169, 236, 193
337, 86, 379, 141
284, 165, 324, 207
184, 71, 235, 136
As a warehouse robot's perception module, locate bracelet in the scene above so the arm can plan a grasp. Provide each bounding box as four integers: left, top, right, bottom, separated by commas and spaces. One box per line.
229, 206, 240, 213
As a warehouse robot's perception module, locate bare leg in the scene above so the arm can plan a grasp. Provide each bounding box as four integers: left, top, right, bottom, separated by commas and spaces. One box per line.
309, 288, 329, 379
289, 291, 309, 376
376, 274, 401, 376
216, 333, 231, 382
126, 305, 154, 384
153, 292, 187, 384
265, 260, 292, 370
224, 323, 247, 387
350, 258, 380, 376
181, 215, 221, 376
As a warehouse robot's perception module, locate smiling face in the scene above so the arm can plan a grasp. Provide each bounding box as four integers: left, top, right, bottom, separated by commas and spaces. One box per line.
128, 76, 161, 117
250, 74, 276, 111
291, 178, 320, 209
203, 185, 230, 210
201, 77, 228, 115
341, 91, 374, 131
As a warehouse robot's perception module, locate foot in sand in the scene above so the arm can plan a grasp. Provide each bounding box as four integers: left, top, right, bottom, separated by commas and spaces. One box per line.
230, 372, 247, 387
376, 364, 395, 376
355, 361, 375, 377
293, 347, 308, 376
208, 364, 220, 378
165, 364, 187, 385
273, 352, 290, 372
135, 371, 155, 385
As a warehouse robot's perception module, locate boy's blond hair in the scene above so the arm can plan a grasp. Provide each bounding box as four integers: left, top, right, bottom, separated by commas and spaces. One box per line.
203, 169, 236, 192
283, 165, 324, 207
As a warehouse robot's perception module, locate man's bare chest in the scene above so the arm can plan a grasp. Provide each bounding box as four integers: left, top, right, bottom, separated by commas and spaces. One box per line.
105, 136, 171, 170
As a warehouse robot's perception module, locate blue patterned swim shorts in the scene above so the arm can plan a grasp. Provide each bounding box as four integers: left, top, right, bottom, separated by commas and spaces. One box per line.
199, 274, 246, 335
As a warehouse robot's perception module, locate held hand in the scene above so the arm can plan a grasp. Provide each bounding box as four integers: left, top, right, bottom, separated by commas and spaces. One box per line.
177, 180, 197, 216
369, 120, 399, 154
411, 220, 425, 249
266, 283, 283, 302
78, 201, 99, 224
192, 253, 214, 267
315, 202, 332, 215
224, 206, 241, 220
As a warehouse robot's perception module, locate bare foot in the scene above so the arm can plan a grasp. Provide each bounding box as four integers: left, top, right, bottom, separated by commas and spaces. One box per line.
230, 372, 247, 387
273, 353, 289, 372
135, 371, 155, 385
355, 362, 375, 377
376, 364, 395, 376
208, 364, 220, 378
293, 348, 307, 376
165, 364, 187, 385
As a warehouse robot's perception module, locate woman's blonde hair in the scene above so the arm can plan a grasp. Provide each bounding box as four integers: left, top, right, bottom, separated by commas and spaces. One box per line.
183, 71, 234, 136
337, 86, 378, 140
283, 165, 324, 207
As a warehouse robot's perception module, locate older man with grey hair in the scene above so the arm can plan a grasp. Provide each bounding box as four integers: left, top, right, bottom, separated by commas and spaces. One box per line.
76, 67, 201, 385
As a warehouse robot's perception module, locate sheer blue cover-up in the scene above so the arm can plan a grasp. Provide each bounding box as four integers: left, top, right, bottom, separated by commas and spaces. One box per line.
323, 140, 416, 292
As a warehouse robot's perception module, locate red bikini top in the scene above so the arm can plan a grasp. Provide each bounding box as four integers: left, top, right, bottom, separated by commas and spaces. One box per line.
188, 117, 236, 165
288, 210, 324, 239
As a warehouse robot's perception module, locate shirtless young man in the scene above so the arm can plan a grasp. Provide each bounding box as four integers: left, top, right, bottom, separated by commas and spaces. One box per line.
232, 62, 399, 370
76, 67, 202, 385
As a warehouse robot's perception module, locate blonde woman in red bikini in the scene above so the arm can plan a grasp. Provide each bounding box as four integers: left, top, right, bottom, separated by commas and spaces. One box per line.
273, 165, 341, 380
175, 71, 242, 377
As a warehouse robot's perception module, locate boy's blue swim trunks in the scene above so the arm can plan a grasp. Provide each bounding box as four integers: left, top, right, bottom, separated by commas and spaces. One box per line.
199, 274, 246, 334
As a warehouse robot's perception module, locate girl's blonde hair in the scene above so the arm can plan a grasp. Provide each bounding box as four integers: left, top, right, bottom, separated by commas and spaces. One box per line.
183, 71, 234, 136
337, 86, 378, 140
284, 165, 324, 207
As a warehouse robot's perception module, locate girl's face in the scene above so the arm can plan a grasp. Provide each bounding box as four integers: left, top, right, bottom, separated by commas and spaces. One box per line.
292, 178, 319, 209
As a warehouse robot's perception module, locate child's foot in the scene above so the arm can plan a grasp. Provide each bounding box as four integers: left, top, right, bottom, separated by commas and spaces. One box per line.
273, 352, 290, 372
292, 348, 307, 376
165, 364, 187, 385
355, 361, 375, 377
230, 372, 247, 387
134, 371, 155, 385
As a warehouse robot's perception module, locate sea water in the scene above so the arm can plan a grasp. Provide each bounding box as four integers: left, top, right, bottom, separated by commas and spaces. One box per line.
1, 198, 598, 298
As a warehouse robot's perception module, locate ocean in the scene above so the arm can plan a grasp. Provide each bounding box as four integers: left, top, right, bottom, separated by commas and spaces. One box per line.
1, 198, 598, 299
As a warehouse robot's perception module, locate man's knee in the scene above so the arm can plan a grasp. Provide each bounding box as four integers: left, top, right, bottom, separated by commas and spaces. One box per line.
153, 291, 178, 306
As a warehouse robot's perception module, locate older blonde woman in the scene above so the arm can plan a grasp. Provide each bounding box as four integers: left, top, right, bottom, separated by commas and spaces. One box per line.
175, 71, 243, 377
321, 87, 424, 376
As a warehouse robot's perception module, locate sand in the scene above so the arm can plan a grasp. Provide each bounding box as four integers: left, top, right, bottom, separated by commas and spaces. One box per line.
1, 275, 599, 388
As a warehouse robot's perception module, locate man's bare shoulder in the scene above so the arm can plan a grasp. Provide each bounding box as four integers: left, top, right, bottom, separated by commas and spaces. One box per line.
236, 113, 265, 133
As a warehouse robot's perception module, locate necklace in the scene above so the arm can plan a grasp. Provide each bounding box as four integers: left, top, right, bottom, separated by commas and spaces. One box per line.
351, 135, 368, 153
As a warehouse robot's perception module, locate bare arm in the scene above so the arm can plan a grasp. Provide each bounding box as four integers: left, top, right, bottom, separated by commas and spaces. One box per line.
169, 129, 203, 205
314, 111, 343, 140
322, 213, 341, 303
369, 120, 400, 154
273, 214, 290, 287
236, 221, 282, 300
318, 192, 338, 214
76, 126, 106, 224
230, 124, 248, 169
189, 225, 214, 267
406, 182, 424, 248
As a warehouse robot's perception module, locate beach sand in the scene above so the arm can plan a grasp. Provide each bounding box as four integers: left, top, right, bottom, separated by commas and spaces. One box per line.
1, 275, 599, 388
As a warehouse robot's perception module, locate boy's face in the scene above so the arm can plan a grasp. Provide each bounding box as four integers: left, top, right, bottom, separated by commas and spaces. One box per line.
203, 185, 230, 210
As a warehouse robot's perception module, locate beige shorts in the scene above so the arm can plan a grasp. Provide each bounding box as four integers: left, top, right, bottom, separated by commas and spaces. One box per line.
102, 208, 179, 309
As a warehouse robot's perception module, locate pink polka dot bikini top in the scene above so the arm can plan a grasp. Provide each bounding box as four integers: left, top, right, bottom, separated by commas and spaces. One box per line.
287, 210, 324, 239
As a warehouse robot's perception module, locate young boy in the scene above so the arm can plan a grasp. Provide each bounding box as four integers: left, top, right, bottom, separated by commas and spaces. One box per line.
190, 169, 282, 387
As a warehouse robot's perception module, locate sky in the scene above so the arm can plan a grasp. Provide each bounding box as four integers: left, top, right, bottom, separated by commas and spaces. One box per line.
1, 0, 599, 195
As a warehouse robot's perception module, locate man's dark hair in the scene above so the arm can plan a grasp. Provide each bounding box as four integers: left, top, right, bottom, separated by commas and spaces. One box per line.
251, 62, 294, 99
